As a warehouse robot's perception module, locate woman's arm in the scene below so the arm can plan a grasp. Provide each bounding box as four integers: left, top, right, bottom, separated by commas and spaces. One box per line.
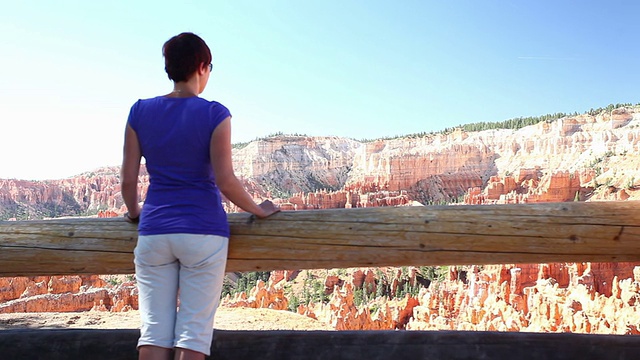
120, 124, 142, 219
210, 117, 279, 218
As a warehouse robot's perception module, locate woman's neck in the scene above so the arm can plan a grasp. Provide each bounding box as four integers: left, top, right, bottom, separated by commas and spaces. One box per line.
168, 78, 200, 98
169, 88, 197, 97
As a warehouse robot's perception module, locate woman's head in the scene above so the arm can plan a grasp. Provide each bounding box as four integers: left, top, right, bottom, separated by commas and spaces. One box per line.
162, 32, 212, 82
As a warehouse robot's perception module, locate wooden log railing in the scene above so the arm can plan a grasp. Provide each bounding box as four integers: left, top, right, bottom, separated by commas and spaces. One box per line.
2, 201, 640, 360
1, 201, 640, 276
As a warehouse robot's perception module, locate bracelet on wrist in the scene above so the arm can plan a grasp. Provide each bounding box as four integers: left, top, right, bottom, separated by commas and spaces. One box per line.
125, 212, 140, 224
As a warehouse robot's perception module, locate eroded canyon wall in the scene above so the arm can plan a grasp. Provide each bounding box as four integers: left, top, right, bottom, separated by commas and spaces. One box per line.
3, 108, 640, 217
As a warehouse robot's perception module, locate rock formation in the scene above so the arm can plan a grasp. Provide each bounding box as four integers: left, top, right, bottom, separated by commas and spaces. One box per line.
3, 106, 640, 334
232, 136, 360, 194
0, 167, 148, 220
3, 107, 640, 218
464, 169, 595, 204
223, 280, 288, 311
406, 263, 640, 334
221, 262, 640, 334
0, 275, 137, 313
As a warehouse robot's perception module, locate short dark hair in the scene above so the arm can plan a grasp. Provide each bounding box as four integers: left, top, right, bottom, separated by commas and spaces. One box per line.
162, 32, 212, 82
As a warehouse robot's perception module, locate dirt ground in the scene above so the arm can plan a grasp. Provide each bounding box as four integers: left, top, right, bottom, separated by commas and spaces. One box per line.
0, 306, 333, 331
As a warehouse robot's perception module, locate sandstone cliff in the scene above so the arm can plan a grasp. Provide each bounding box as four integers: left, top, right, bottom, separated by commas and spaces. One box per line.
232, 136, 360, 195
0, 167, 149, 220
3, 107, 640, 218
0, 275, 137, 313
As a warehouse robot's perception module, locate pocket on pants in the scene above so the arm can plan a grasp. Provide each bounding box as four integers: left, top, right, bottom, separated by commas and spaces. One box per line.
175, 235, 228, 268
133, 237, 152, 261
134, 235, 175, 266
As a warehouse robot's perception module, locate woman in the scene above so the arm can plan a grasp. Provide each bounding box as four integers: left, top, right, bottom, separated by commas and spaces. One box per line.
120, 32, 279, 360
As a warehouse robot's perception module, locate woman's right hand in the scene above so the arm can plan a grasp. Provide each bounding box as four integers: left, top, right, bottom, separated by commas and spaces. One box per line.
256, 200, 280, 218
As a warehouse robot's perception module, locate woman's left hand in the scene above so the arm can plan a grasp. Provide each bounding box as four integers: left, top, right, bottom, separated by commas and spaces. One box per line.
124, 212, 140, 224
256, 200, 280, 219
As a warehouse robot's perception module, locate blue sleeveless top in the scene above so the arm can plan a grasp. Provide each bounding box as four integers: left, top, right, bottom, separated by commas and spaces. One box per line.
127, 96, 231, 237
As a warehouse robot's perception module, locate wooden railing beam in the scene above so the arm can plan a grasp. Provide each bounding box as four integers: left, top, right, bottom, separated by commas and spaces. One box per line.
1, 201, 640, 276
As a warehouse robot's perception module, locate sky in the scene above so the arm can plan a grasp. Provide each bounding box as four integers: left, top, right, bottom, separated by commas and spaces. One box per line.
1, 1, 639, 180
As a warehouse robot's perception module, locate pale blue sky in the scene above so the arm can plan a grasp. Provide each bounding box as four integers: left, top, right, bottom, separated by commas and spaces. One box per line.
1, 1, 639, 180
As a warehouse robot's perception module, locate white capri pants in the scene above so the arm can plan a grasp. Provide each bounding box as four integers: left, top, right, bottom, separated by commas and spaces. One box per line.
134, 233, 228, 356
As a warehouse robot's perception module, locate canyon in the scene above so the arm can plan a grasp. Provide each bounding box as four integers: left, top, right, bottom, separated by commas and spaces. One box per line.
223, 263, 640, 334
2, 107, 640, 219
3, 107, 640, 217
2, 107, 640, 333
